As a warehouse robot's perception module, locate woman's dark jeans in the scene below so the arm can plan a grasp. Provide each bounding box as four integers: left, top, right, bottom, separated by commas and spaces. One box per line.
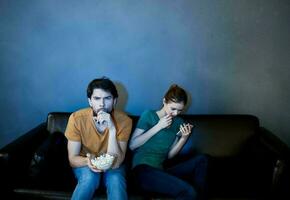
132, 154, 208, 200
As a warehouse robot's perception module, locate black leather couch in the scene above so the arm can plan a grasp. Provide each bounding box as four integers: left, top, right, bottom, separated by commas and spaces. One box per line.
1, 112, 290, 200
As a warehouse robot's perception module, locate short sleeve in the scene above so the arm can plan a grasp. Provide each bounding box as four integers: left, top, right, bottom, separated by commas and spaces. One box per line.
116, 116, 132, 142
136, 110, 155, 131
64, 113, 81, 141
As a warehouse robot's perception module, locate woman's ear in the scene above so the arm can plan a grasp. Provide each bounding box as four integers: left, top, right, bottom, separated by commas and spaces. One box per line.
162, 98, 166, 106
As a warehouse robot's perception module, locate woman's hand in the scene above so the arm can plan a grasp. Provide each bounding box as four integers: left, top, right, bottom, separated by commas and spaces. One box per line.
179, 123, 194, 138
157, 114, 172, 129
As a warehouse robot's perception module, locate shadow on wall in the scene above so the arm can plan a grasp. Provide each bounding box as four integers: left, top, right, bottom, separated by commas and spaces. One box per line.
115, 83, 193, 115
115, 82, 128, 112
184, 91, 192, 114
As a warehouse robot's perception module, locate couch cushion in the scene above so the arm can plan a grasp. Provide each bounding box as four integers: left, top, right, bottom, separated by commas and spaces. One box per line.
47, 112, 71, 135
180, 115, 259, 157
45, 113, 259, 158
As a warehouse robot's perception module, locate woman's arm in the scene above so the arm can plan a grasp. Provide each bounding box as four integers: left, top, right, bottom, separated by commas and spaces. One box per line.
167, 123, 193, 159
167, 136, 188, 159
129, 126, 160, 150
129, 114, 173, 150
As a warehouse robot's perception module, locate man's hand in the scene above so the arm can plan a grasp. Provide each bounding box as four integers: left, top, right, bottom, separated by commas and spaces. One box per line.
93, 111, 115, 133
96, 110, 112, 126
86, 153, 103, 173
94, 111, 113, 128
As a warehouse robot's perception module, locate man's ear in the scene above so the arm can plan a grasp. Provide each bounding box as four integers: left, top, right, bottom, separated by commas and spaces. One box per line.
88, 98, 92, 107
113, 98, 117, 107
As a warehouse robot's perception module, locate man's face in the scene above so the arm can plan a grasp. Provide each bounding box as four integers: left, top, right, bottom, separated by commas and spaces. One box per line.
88, 88, 116, 115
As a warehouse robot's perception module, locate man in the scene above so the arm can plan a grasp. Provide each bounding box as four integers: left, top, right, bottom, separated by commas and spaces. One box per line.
65, 77, 132, 200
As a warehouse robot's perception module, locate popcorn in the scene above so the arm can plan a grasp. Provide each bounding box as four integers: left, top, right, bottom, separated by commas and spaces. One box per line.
91, 154, 115, 170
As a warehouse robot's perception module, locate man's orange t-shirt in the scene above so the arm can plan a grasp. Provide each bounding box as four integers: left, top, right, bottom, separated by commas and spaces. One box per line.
65, 107, 132, 157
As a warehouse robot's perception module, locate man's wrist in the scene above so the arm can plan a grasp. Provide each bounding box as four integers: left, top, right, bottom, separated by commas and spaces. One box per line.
108, 126, 116, 135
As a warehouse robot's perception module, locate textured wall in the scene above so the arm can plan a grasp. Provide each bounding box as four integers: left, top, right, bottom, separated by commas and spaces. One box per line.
1, 0, 290, 148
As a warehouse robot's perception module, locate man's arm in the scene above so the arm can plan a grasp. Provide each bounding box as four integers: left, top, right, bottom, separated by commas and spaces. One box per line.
67, 140, 87, 168
96, 111, 131, 169
67, 140, 101, 172
106, 126, 128, 169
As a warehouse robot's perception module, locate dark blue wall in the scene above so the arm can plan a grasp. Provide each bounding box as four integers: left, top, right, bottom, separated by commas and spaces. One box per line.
1, 0, 290, 148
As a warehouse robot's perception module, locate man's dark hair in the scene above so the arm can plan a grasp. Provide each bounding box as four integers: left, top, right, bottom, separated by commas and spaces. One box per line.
87, 77, 118, 99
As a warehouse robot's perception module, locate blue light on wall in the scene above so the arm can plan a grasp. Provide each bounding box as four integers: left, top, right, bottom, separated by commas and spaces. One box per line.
1, 0, 290, 148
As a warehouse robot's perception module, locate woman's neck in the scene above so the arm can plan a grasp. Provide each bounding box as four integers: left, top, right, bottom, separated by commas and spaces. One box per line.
156, 107, 166, 118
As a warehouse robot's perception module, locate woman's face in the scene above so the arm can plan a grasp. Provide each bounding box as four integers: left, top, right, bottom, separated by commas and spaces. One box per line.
163, 100, 185, 117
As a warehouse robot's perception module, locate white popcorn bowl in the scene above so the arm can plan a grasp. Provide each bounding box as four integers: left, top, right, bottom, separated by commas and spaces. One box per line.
91, 153, 115, 171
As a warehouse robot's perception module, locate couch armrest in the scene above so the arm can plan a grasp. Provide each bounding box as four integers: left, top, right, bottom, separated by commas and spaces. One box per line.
0, 123, 48, 154
258, 127, 290, 197
272, 159, 290, 198
259, 127, 290, 158
0, 123, 49, 188
0, 153, 9, 170
0, 152, 10, 194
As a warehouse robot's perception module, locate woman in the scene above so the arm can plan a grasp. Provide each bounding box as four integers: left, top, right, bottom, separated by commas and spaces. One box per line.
129, 84, 208, 200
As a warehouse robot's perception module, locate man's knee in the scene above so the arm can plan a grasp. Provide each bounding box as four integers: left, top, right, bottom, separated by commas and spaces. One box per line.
105, 172, 126, 189
77, 173, 100, 189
